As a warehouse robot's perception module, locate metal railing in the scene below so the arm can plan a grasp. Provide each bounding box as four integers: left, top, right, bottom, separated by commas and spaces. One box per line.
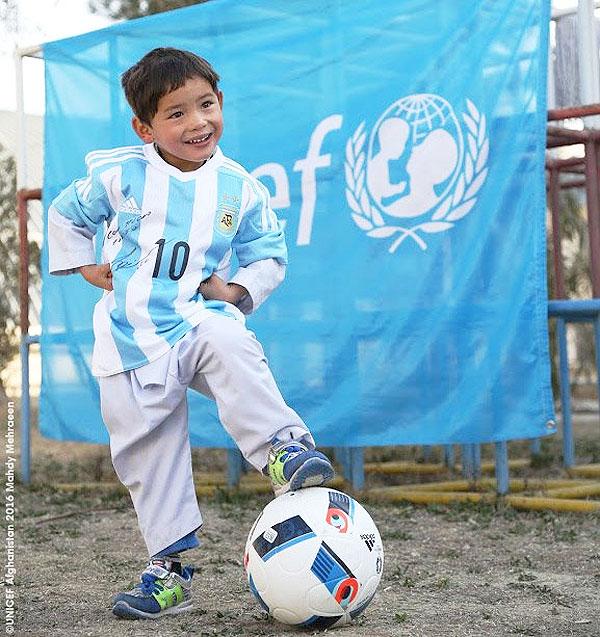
17, 188, 41, 485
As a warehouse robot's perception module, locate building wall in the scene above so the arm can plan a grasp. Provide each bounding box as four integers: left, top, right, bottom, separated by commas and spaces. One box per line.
0, 110, 43, 187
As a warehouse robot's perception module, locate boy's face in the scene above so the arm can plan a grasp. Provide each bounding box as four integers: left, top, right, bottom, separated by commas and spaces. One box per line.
133, 77, 223, 172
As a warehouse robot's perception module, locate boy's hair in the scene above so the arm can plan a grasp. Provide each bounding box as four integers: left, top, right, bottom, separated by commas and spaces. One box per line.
121, 47, 220, 124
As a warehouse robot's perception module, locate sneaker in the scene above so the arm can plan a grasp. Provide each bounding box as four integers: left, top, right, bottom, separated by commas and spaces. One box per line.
266, 437, 335, 497
112, 557, 194, 620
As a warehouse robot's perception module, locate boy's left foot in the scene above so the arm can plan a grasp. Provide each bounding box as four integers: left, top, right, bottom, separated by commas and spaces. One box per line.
112, 558, 193, 620
266, 437, 335, 497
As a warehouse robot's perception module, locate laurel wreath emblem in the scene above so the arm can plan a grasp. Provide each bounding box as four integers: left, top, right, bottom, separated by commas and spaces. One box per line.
345, 98, 489, 252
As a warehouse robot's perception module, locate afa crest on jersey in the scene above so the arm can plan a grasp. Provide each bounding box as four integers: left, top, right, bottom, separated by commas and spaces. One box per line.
215, 202, 240, 237
215, 174, 242, 237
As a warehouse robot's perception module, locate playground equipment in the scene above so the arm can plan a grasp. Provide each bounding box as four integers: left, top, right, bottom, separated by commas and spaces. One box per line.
546, 104, 600, 470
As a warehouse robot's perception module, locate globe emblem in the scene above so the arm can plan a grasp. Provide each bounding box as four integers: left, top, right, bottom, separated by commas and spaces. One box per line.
366, 94, 464, 219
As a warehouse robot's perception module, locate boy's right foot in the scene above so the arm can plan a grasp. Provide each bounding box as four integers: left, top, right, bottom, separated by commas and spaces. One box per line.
112, 557, 194, 620
266, 437, 335, 497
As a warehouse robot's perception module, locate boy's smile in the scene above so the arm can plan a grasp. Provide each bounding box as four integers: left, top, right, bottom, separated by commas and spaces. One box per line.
133, 77, 223, 172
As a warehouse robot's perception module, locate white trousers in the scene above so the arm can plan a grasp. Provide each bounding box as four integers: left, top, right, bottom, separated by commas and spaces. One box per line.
98, 314, 312, 557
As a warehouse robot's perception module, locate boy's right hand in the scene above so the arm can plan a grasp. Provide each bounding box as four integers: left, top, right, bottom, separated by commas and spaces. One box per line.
79, 263, 113, 291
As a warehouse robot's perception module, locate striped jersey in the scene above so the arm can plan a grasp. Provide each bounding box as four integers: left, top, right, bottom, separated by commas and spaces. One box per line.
48, 143, 287, 377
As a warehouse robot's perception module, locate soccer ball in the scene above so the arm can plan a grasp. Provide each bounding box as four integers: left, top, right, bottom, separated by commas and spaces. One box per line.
243, 487, 384, 629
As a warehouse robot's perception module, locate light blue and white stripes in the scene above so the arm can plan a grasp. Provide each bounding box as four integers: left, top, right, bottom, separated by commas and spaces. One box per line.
49, 143, 287, 376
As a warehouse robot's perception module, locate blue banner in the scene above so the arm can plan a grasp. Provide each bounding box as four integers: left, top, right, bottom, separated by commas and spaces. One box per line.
41, 0, 554, 447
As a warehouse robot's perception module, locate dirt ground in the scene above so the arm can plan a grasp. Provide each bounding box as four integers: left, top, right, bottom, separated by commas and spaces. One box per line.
13, 410, 600, 637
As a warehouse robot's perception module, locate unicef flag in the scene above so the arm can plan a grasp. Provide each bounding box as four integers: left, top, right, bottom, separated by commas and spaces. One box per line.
41, 0, 554, 447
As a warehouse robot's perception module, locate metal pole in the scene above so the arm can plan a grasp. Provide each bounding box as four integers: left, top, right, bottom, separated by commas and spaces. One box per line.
560, 178, 587, 189
547, 126, 591, 141
227, 449, 243, 487
443, 445, 455, 469
14, 49, 27, 189
349, 447, 364, 491
15, 45, 35, 484
19, 339, 30, 484
473, 444, 481, 480
546, 157, 587, 169
461, 444, 473, 480
556, 318, 575, 467
17, 191, 31, 337
334, 447, 351, 482
549, 167, 567, 299
584, 140, 600, 297
17, 189, 40, 485
495, 441, 509, 495
594, 316, 600, 424
547, 20, 556, 111
14, 43, 43, 484
547, 104, 600, 120
544, 166, 565, 461
18, 190, 30, 484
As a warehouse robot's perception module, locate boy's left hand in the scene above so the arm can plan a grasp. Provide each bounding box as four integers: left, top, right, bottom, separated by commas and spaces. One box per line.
199, 273, 248, 305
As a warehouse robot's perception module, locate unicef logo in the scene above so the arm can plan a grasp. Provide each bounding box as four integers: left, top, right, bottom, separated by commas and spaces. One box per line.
345, 94, 489, 252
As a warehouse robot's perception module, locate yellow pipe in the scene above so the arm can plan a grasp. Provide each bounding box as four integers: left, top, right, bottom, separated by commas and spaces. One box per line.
364, 458, 531, 476
396, 479, 487, 492
568, 464, 600, 479
476, 458, 530, 474
506, 495, 600, 513
194, 483, 271, 497
543, 483, 600, 499
55, 482, 128, 493
195, 479, 351, 498
366, 488, 495, 505
366, 488, 600, 513
192, 472, 266, 486
54, 481, 272, 498
192, 472, 346, 488
364, 461, 447, 475
402, 478, 589, 493
522, 478, 589, 490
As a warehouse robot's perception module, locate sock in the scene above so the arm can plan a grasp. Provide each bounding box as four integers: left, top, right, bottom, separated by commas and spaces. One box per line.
150, 554, 182, 575
152, 528, 201, 560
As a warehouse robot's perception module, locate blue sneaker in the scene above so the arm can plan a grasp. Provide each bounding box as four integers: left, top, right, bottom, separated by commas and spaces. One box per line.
112, 557, 194, 620
266, 437, 335, 497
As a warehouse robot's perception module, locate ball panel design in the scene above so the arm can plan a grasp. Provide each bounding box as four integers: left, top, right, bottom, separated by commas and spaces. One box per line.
300, 614, 345, 630
267, 537, 320, 575
252, 514, 315, 563
349, 590, 377, 620
310, 541, 354, 589
272, 607, 305, 625
248, 573, 269, 613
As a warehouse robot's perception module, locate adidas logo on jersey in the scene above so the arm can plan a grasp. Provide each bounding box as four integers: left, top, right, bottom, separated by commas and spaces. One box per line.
119, 196, 142, 215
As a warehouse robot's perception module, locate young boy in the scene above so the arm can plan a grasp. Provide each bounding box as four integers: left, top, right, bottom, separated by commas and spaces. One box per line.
48, 47, 334, 620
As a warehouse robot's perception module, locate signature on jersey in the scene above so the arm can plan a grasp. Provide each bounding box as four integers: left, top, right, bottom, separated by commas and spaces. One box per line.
111, 241, 163, 273
105, 210, 152, 247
